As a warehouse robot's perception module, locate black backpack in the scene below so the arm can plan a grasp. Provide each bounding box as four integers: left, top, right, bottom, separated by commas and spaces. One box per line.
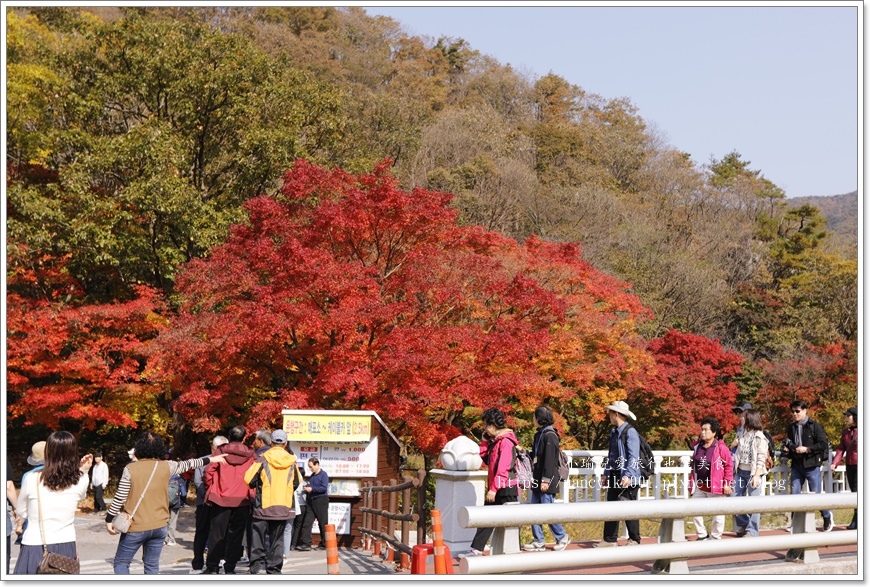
619, 425, 655, 481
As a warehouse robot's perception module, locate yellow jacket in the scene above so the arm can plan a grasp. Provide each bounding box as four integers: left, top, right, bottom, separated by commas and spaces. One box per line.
243, 446, 302, 520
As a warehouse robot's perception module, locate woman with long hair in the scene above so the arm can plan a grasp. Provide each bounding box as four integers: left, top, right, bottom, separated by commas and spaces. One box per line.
731, 409, 768, 537
13, 431, 92, 574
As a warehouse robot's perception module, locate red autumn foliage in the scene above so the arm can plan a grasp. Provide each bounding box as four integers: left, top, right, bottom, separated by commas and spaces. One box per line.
157, 160, 654, 453
7, 243, 167, 430
630, 329, 743, 446
759, 340, 857, 435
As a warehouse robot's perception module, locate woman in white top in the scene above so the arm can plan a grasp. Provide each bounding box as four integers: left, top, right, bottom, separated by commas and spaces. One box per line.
731, 409, 768, 537
13, 431, 92, 574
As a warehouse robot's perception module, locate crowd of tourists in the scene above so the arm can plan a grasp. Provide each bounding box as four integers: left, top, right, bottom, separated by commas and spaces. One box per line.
5, 427, 331, 575
3, 402, 858, 572
463, 400, 858, 556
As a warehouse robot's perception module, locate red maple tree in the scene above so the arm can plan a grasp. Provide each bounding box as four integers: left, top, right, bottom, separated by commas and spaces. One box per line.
631, 329, 743, 447
157, 160, 655, 453
7, 243, 167, 430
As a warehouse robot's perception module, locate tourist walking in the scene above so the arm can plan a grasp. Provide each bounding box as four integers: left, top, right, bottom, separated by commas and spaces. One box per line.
782, 400, 833, 532
731, 409, 768, 537
523, 405, 570, 552
596, 401, 642, 548
689, 418, 733, 540
90, 452, 109, 514
106, 432, 226, 574
13, 431, 92, 574
203, 426, 255, 574
244, 430, 301, 574
831, 406, 858, 529
464, 408, 520, 557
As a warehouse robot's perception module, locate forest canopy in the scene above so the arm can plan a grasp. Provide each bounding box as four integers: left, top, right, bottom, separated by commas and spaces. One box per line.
6, 7, 857, 456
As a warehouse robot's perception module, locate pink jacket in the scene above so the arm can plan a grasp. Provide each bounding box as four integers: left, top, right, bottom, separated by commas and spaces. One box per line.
689, 439, 734, 494
479, 431, 519, 493
832, 427, 858, 467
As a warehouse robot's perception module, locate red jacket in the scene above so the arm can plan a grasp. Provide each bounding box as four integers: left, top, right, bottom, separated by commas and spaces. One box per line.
832, 427, 858, 468
205, 442, 255, 507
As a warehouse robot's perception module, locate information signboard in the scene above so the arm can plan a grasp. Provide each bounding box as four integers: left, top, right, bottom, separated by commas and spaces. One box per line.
312, 502, 352, 535
284, 413, 372, 442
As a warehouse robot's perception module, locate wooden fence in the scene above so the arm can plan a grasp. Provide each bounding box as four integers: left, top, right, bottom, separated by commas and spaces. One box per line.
359, 470, 426, 570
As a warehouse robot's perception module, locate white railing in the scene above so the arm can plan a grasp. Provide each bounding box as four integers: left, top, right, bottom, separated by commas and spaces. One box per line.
458, 493, 858, 575
551, 450, 848, 504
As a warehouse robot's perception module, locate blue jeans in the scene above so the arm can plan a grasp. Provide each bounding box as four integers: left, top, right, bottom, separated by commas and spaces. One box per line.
732, 469, 763, 536
529, 489, 566, 543
790, 464, 832, 521
113, 526, 167, 574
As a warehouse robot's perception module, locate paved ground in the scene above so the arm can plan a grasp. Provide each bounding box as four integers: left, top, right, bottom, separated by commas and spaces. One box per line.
6, 508, 857, 576
7, 506, 397, 576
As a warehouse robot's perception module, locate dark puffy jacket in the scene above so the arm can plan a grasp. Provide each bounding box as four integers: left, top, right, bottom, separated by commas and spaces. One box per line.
204, 442, 255, 507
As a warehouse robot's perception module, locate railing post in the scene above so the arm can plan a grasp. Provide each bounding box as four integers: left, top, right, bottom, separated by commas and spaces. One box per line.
401, 477, 412, 569
786, 510, 820, 563
417, 470, 426, 545
489, 502, 521, 555
591, 455, 604, 502
373, 480, 383, 557
385, 479, 398, 563
653, 516, 689, 574
361, 482, 370, 552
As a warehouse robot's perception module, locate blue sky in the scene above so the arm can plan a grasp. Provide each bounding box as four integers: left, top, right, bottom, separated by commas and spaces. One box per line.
363, 4, 860, 198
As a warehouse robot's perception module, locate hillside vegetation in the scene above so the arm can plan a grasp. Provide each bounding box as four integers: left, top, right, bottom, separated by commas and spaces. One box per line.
6, 7, 856, 457
789, 191, 858, 257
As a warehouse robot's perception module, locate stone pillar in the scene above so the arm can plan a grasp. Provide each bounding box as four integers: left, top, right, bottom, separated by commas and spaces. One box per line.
430, 468, 487, 554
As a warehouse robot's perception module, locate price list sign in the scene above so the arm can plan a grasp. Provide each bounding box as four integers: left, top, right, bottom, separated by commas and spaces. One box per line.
289, 438, 379, 478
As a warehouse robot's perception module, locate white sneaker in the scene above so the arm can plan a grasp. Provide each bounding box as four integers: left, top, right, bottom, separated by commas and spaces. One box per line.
522, 541, 545, 552
189, 569, 205, 574
238, 555, 249, 564
553, 535, 571, 551
458, 549, 483, 558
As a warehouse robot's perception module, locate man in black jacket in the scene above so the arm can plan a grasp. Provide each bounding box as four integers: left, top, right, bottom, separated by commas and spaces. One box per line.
522, 406, 570, 552
782, 400, 833, 532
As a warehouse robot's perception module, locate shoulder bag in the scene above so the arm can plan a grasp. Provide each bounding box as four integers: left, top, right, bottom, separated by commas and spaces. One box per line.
35, 474, 80, 575
112, 461, 160, 534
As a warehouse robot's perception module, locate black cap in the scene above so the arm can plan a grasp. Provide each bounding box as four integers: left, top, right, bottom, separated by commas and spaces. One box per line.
732, 402, 753, 414
845, 407, 857, 418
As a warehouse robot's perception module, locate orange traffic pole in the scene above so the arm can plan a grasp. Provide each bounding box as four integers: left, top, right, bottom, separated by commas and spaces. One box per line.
431, 509, 448, 574
325, 524, 340, 575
